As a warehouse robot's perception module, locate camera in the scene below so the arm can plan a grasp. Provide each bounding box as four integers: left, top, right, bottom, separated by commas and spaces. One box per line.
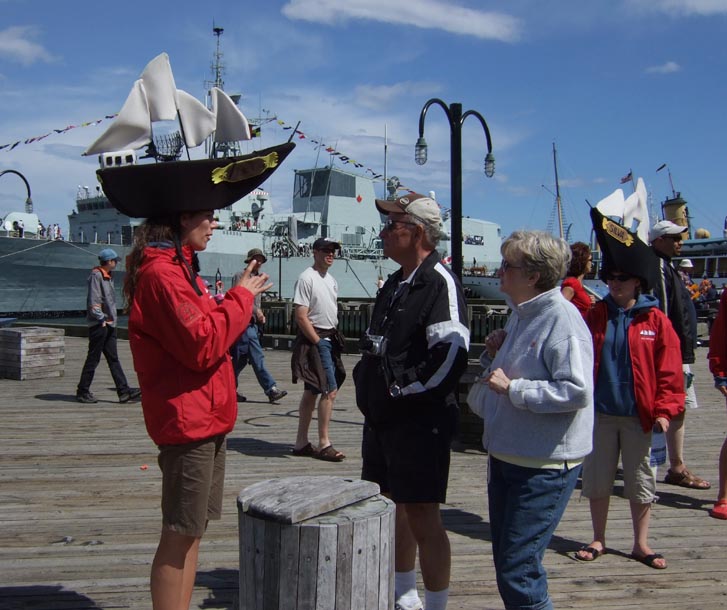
359, 333, 386, 356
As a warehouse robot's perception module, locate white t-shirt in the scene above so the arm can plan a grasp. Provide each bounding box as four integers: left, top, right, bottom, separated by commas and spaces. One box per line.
293, 266, 338, 329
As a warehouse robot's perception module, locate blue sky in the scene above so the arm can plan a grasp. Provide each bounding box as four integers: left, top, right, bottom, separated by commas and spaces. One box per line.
1, 0, 726, 243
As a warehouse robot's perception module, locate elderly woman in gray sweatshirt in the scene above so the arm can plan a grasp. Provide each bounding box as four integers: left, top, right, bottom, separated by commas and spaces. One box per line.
477, 230, 594, 610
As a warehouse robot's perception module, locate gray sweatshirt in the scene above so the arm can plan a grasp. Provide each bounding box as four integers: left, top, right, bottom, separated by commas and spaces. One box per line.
480, 287, 594, 461
86, 267, 117, 326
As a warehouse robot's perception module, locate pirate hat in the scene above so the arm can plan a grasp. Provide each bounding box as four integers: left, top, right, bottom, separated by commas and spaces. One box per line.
97, 142, 295, 218
590, 207, 660, 290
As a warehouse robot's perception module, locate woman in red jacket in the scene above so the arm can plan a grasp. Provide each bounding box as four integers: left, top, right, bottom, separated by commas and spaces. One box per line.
124, 210, 270, 610
575, 267, 684, 569
708, 289, 727, 519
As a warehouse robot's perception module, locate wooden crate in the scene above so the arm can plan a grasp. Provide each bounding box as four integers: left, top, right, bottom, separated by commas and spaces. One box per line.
238, 476, 395, 610
0, 327, 65, 380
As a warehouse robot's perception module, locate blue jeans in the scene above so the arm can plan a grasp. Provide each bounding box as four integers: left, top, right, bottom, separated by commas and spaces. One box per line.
316, 337, 338, 393
229, 324, 276, 394
488, 455, 581, 610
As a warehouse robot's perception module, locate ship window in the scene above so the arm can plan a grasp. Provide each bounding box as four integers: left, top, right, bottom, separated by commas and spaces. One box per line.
295, 170, 355, 198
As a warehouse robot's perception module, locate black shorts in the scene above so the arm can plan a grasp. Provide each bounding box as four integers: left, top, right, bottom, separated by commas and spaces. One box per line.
361, 405, 457, 504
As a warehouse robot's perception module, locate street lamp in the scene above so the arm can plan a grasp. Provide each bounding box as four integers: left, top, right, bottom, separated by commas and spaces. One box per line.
0, 169, 33, 213
415, 99, 494, 280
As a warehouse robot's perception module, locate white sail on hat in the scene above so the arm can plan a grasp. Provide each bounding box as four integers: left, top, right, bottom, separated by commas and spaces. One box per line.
84, 53, 294, 218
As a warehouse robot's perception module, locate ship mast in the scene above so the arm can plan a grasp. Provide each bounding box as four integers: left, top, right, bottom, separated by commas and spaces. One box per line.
553, 142, 564, 240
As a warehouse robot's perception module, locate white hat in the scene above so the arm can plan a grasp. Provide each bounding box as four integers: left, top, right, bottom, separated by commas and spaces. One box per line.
374, 192, 442, 228
679, 258, 694, 268
649, 220, 688, 243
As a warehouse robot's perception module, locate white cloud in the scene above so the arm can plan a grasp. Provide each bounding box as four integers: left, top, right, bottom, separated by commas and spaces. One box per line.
628, 0, 727, 16
645, 60, 681, 74
0, 26, 56, 65
353, 81, 441, 110
281, 0, 522, 42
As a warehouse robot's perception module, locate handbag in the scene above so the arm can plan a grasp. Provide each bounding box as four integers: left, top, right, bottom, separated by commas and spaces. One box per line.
466, 374, 488, 419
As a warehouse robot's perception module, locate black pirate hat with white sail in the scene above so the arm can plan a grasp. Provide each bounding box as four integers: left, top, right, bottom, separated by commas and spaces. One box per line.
83, 53, 295, 218
590, 176, 659, 290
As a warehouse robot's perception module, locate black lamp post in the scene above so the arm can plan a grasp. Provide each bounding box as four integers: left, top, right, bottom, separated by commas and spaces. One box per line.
0, 169, 33, 213
415, 99, 494, 280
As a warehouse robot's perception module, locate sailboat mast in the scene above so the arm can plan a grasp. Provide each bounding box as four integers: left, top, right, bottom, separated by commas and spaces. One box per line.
553, 142, 564, 239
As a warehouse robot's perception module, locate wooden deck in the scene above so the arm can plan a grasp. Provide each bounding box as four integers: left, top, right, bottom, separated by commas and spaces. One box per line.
1, 334, 726, 610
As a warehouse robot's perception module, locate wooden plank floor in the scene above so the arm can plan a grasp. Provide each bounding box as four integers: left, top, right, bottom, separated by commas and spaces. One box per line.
1, 335, 726, 609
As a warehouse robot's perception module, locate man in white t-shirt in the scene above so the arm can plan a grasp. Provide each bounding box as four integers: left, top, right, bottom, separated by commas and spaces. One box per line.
291, 237, 346, 462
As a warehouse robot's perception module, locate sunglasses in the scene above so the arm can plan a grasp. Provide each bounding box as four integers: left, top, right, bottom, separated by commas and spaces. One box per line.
382, 218, 418, 231
606, 273, 634, 282
500, 260, 523, 271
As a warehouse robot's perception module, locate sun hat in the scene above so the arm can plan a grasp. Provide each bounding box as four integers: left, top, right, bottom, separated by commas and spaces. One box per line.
245, 248, 267, 263
679, 259, 694, 269
648, 220, 688, 243
374, 192, 442, 228
98, 248, 121, 262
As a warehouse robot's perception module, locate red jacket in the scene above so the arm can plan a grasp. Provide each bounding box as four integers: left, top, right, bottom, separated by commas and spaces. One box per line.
129, 245, 254, 445
586, 300, 685, 432
708, 290, 727, 378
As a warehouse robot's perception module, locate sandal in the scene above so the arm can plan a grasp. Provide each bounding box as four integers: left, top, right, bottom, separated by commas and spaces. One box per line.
314, 445, 345, 462
630, 552, 667, 570
663, 468, 711, 490
291, 442, 315, 457
574, 545, 605, 562
709, 499, 727, 520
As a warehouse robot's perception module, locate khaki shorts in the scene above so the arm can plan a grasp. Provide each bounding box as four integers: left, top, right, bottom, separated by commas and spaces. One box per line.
158, 435, 227, 537
581, 413, 655, 504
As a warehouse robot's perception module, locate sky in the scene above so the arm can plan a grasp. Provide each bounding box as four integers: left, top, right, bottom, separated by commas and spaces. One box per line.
1, 0, 726, 244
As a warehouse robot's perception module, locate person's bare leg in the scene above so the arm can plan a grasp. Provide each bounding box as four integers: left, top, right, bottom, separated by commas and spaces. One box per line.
575, 496, 609, 560
294, 390, 317, 450
631, 501, 666, 568
316, 389, 337, 449
400, 503, 450, 592
666, 410, 687, 472
150, 529, 201, 610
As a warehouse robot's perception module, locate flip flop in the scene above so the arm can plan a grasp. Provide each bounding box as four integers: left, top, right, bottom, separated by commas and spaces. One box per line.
291, 442, 315, 457
574, 545, 605, 561
314, 445, 346, 462
709, 499, 727, 520
630, 552, 667, 569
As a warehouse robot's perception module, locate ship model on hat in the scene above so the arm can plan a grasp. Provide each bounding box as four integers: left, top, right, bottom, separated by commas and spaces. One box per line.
83, 53, 295, 218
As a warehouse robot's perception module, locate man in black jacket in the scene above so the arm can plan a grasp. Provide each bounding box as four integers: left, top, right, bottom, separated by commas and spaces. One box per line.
354, 193, 469, 610
650, 220, 710, 490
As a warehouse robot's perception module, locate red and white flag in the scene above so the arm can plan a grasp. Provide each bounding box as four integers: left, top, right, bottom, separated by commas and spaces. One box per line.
620, 171, 633, 184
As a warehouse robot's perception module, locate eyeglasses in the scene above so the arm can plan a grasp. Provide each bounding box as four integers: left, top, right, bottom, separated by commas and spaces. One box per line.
605, 273, 634, 282
500, 260, 522, 271
382, 218, 418, 232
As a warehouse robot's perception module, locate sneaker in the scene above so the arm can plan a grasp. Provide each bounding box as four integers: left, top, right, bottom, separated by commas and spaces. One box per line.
119, 388, 142, 404
76, 392, 98, 404
267, 387, 288, 403
237, 393, 247, 402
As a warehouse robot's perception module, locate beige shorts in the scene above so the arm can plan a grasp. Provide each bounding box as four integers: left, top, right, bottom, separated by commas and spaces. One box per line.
581, 413, 655, 504
158, 435, 227, 537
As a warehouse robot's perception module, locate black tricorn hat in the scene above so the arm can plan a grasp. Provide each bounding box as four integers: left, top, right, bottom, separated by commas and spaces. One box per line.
97, 142, 295, 218
590, 207, 660, 290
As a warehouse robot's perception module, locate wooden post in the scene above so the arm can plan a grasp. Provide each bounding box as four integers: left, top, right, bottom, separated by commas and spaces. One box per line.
238, 476, 395, 610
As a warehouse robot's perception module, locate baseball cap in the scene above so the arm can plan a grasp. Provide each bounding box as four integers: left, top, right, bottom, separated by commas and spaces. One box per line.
679, 258, 694, 269
649, 220, 688, 242
245, 248, 267, 263
98, 248, 121, 262
374, 192, 442, 228
312, 237, 341, 251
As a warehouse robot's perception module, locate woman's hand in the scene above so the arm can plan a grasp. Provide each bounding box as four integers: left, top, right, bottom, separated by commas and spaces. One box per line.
236, 260, 272, 295
484, 367, 511, 395
484, 329, 507, 359
653, 417, 670, 433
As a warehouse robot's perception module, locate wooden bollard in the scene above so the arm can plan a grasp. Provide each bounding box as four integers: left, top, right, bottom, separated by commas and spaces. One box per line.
238, 476, 395, 610
0, 326, 65, 380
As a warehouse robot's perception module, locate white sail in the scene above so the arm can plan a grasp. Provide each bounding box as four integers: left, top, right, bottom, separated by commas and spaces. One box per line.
83, 79, 151, 156
211, 87, 251, 142
140, 53, 178, 122
596, 176, 650, 244
177, 89, 216, 148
